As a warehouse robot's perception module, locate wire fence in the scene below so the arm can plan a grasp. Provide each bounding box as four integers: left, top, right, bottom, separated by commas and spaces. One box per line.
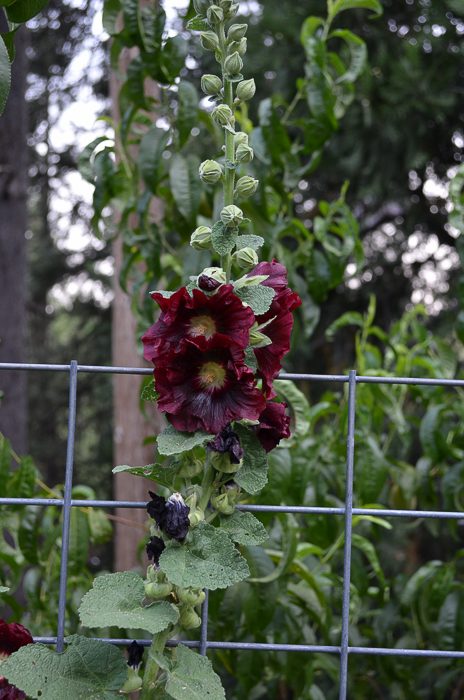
2, 360, 464, 700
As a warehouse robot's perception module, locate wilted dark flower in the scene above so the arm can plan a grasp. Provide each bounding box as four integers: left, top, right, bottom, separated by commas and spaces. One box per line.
127, 641, 144, 670
0, 678, 26, 700
147, 492, 190, 542
146, 536, 166, 566
198, 274, 221, 292
208, 424, 243, 464
248, 261, 301, 395
154, 336, 266, 434
142, 284, 254, 362
256, 401, 291, 452
0, 620, 33, 657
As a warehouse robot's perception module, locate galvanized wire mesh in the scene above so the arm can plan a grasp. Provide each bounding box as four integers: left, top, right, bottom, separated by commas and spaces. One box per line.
2, 361, 464, 700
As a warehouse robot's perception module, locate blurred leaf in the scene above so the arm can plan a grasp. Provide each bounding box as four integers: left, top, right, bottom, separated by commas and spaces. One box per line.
139, 126, 169, 193
169, 153, 201, 223
0, 35, 11, 116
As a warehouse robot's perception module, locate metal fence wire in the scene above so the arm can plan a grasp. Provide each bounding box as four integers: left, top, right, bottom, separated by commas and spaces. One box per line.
2, 361, 464, 700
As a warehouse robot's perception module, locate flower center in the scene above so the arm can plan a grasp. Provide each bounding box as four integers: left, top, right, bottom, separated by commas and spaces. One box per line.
198, 361, 226, 389
188, 314, 216, 340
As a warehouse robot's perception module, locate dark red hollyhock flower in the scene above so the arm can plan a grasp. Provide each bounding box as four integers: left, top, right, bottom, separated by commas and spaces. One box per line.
154, 336, 266, 434
146, 535, 166, 566
147, 492, 190, 542
0, 620, 33, 657
208, 424, 243, 464
142, 284, 254, 363
0, 620, 33, 700
256, 401, 291, 452
0, 678, 26, 700
248, 261, 301, 395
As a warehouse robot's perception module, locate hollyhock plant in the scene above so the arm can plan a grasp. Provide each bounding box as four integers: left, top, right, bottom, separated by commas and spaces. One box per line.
142, 284, 255, 363
154, 336, 266, 434
256, 401, 291, 452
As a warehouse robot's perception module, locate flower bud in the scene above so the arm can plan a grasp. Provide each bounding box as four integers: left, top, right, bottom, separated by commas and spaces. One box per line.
210, 451, 242, 473
201, 73, 223, 96
235, 143, 254, 163
207, 4, 223, 24
198, 274, 221, 291
224, 51, 243, 77
221, 205, 243, 227
236, 78, 256, 102
188, 508, 205, 527
227, 24, 248, 42
193, 0, 210, 15
235, 175, 259, 199
176, 587, 206, 606
190, 226, 212, 250
219, 0, 239, 18
200, 31, 220, 52
233, 246, 259, 270
234, 131, 248, 146
211, 492, 235, 515
179, 606, 202, 629
200, 266, 227, 284
212, 104, 235, 128
199, 159, 223, 184
144, 581, 173, 600
231, 37, 247, 56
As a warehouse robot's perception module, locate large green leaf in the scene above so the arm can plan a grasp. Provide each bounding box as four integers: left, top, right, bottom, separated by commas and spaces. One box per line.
157, 425, 211, 456
6, 0, 48, 22
220, 511, 268, 546
1, 635, 127, 699
139, 126, 170, 193
159, 522, 250, 590
79, 571, 179, 633
169, 153, 201, 223
234, 426, 269, 495
177, 81, 199, 147
165, 645, 225, 700
0, 35, 11, 116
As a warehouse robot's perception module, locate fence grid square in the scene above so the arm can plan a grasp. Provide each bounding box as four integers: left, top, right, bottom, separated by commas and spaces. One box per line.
2, 361, 464, 700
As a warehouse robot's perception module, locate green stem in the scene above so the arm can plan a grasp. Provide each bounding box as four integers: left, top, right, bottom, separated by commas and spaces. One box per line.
198, 454, 216, 512
140, 628, 172, 699
218, 22, 235, 281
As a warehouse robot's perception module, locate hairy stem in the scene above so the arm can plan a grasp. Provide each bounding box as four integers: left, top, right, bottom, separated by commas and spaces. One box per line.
140, 628, 172, 699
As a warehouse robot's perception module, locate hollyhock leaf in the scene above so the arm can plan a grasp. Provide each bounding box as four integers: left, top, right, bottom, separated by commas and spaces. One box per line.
234, 426, 269, 494
220, 511, 268, 545
186, 15, 209, 31
1, 635, 127, 700
235, 285, 275, 315
79, 572, 179, 633
112, 463, 178, 488
165, 645, 225, 700
244, 347, 258, 371
211, 221, 236, 256
236, 234, 264, 251
157, 425, 211, 455
159, 522, 249, 590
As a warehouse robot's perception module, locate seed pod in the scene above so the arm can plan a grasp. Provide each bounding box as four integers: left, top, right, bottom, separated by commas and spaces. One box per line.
207, 4, 223, 24
211, 492, 235, 515
190, 226, 212, 250
178, 459, 203, 478
227, 23, 248, 42
235, 143, 254, 163
212, 104, 235, 128
199, 159, 223, 184
224, 51, 243, 77
210, 451, 243, 473
201, 73, 223, 95
176, 587, 206, 606
200, 30, 220, 52
220, 205, 244, 227
179, 606, 202, 630
236, 78, 256, 102
144, 581, 173, 600
121, 668, 143, 694
235, 175, 259, 198
234, 246, 259, 270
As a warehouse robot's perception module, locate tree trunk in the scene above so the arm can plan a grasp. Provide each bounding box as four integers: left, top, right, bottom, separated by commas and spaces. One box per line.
0, 27, 28, 454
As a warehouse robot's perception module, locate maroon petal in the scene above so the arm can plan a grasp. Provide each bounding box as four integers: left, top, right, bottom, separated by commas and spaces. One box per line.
0, 620, 33, 656
256, 401, 291, 452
